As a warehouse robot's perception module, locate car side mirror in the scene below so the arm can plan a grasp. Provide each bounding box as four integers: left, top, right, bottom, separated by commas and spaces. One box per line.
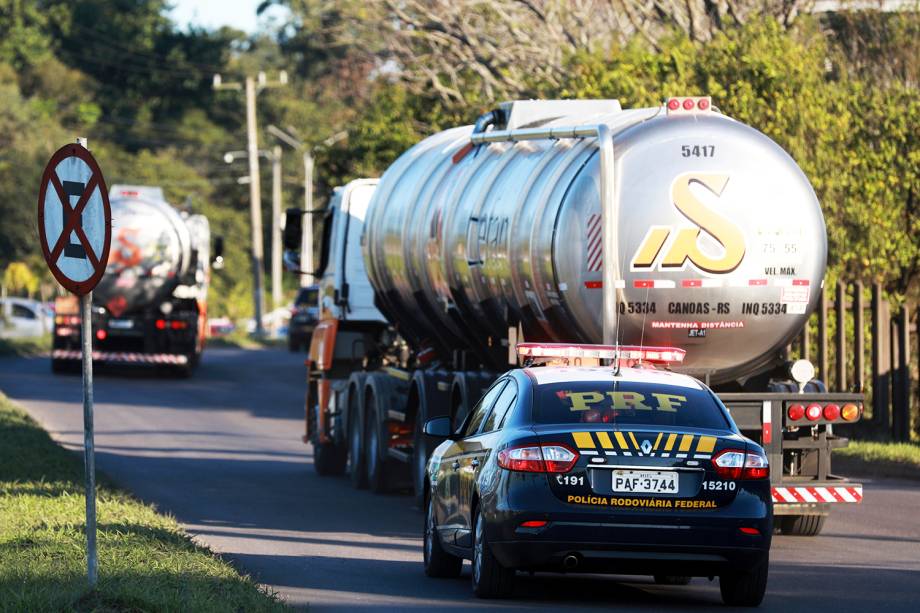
424, 416, 455, 439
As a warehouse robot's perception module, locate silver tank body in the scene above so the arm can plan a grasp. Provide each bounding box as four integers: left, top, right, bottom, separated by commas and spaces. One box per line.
364, 102, 826, 381
94, 187, 195, 316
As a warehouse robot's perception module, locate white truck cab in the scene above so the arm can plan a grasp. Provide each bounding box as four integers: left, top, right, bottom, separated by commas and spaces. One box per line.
318, 179, 386, 324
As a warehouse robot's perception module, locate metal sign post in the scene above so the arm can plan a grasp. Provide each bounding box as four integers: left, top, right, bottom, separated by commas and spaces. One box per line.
37, 137, 111, 588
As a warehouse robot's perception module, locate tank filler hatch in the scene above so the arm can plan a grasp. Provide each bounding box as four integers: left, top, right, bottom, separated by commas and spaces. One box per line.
498, 99, 622, 130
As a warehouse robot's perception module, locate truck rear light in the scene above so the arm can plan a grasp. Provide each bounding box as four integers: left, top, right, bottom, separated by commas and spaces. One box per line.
682, 98, 694, 110
712, 449, 769, 480
498, 444, 578, 473
805, 403, 823, 421
666, 96, 712, 115
95, 329, 107, 341
155, 319, 167, 330
170, 320, 187, 330
55, 315, 80, 326
841, 403, 860, 421
823, 404, 840, 421
787, 404, 805, 421
667, 98, 680, 110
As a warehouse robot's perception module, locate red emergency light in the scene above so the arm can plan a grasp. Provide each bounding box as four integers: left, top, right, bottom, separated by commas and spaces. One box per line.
516, 343, 685, 364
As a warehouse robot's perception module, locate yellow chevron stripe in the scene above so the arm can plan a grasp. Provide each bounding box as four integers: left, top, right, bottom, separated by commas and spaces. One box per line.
696, 436, 717, 453
679, 434, 694, 452
628, 432, 640, 450
614, 431, 628, 449
572, 432, 596, 449
653, 432, 663, 450
664, 433, 677, 451
596, 431, 614, 449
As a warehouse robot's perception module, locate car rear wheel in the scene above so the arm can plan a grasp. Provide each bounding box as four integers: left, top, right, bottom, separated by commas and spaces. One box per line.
472, 510, 514, 598
654, 575, 692, 585
719, 554, 768, 607
423, 496, 462, 578
779, 514, 825, 536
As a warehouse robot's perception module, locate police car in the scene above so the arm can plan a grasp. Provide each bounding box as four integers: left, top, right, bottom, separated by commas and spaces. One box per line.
422, 344, 771, 606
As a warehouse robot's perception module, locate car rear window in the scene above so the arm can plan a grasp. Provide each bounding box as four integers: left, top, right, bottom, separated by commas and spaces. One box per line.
535, 381, 730, 429
296, 288, 319, 305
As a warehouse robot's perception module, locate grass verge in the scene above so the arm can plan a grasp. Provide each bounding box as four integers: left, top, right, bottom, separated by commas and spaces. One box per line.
835, 441, 920, 481
0, 392, 286, 612
0, 334, 51, 357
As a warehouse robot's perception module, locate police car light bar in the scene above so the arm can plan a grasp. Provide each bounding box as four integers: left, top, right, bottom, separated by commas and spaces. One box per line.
516, 343, 686, 364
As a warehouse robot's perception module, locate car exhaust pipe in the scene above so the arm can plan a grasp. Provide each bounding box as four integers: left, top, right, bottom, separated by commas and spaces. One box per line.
563, 554, 580, 570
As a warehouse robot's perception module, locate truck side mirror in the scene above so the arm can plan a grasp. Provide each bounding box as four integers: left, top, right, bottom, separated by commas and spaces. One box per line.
212, 236, 225, 270
283, 208, 303, 251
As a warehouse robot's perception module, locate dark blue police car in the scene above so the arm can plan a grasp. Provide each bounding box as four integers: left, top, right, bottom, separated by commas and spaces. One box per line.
422, 344, 771, 606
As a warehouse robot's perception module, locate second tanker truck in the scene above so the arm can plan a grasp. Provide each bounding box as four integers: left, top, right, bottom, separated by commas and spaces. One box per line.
52, 185, 219, 377
284, 97, 863, 535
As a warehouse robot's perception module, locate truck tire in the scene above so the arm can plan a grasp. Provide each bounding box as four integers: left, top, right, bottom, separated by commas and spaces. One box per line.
313, 441, 347, 476
779, 514, 826, 536
719, 554, 768, 606
348, 390, 368, 489
412, 402, 430, 509
365, 396, 391, 493
424, 496, 462, 578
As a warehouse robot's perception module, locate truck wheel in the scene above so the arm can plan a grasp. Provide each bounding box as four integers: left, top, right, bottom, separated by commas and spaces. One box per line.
719, 554, 768, 606
779, 514, 826, 536
412, 408, 429, 509
471, 508, 514, 598
348, 392, 368, 489
313, 441, 347, 476
365, 399, 391, 493
424, 495, 462, 578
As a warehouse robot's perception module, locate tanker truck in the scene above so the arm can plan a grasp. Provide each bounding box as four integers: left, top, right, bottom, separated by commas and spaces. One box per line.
284, 98, 863, 535
52, 185, 220, 377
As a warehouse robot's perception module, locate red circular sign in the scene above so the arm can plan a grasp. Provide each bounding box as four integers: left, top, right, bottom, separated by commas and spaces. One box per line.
36, 144, 111, 296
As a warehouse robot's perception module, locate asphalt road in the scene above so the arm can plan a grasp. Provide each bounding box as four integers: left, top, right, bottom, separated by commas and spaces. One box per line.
1, 347, 918, 611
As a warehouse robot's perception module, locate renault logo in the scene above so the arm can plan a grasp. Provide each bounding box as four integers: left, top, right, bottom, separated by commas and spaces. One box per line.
640, 439, 653, 455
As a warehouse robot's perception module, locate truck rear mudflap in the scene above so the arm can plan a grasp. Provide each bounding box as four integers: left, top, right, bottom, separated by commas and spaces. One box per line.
771, 481, 863, 515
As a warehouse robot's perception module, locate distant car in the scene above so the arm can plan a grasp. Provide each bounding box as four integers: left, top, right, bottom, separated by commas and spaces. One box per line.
208, 317, 236, 337
0, 297, 50, 338
288, 286, 319, 352
422, 344, 771, 606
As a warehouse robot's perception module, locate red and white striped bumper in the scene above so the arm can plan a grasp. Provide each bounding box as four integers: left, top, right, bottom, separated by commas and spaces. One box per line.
52, 349, 189, 365
772, 485, 863, 504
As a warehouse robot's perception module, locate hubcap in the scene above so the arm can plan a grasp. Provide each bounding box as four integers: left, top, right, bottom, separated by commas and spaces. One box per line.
473, 514, 483, 584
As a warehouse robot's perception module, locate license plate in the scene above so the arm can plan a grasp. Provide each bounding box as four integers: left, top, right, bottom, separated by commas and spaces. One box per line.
108, 319, 134, 330
612, 470, 678, 494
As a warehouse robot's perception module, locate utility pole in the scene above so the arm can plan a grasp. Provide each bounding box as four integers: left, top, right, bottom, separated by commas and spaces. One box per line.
267, 125, 346, 287
213, 71, 287, 337
271, 145, 283, 311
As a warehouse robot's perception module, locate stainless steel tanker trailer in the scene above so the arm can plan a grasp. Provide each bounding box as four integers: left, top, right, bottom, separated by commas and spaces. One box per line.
285, 98, 863, 535
52, 185, 221, 377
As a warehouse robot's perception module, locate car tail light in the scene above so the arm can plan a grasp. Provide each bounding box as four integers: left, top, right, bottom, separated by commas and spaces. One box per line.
498, 444, 578, 473
739, 527, 760, 535
841, 403, 860, 421
712, 449, 769, 480
519, 520, 547, 528
805, 403, 823, 421
823, 404, 840, 421
787, 404, 805, 421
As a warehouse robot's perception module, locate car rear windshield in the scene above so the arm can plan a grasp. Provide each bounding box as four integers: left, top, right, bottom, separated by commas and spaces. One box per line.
535, 381, 730, 429
296, 288, 319, 305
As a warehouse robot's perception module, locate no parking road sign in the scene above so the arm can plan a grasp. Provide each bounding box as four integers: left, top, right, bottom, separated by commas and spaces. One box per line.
36, 139, 110, 589
37, 142, 111, 295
